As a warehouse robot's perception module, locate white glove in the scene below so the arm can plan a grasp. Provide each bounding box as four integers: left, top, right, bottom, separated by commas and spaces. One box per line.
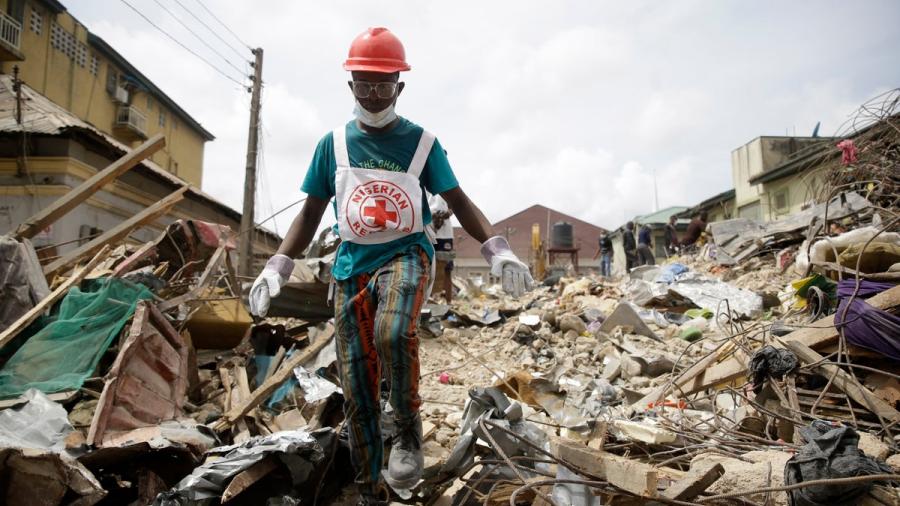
481, 236, 534, 297
249, 254, 294, 317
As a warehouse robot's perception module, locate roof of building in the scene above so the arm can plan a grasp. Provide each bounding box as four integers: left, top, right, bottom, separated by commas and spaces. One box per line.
0, 75, 277, 242
677, 188, 735, 218
746, 139, 834, 185
635, 206, 689, 225
88, 34, 215, 141
453, 204, 608, 261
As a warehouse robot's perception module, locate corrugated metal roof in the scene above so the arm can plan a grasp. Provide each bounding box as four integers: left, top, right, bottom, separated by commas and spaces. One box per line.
0, 76, 279, 241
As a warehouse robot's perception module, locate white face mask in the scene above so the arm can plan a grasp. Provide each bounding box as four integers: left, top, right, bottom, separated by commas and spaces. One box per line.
353, 100, 397, 128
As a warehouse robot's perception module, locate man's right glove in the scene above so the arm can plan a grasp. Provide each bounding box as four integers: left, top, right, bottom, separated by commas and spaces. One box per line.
480, 236, 534, 297
249, 254, 294, 317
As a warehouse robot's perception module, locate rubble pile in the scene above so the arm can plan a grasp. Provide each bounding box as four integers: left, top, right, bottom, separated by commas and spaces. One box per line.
0, 117, 898, 505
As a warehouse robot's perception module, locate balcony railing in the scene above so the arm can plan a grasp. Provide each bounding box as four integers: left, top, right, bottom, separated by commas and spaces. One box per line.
115, 105, 147, 138
0, 11, 21, 51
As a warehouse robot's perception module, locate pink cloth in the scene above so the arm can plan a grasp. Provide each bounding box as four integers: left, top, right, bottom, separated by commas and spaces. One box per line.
836, 139, 858, 165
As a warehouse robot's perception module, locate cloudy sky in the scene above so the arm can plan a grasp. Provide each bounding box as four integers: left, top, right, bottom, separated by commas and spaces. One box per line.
69, 1, 899, 235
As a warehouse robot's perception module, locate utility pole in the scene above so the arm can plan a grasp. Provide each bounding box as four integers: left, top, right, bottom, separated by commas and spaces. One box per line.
13, 65, 25, 177
239, 48, 263, 278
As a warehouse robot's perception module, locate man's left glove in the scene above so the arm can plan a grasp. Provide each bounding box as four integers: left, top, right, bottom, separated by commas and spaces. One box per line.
249, 254, 294, 317
481, 236, 534, 297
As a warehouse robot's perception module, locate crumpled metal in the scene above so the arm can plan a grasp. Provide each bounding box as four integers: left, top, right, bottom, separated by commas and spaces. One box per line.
293, 366, 339, 402
153, 428, 333, 505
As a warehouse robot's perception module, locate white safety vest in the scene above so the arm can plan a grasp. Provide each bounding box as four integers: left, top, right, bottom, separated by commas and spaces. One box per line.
333, 125, 436, 245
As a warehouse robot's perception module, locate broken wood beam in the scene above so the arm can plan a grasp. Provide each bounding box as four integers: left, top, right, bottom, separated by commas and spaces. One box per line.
13, 134, 166, 240
43, 185, 188, 278
782, 340, 900, 423
221, 457, 279, 503
661, 462, 724, 501
212, 325, 335, 431
157, 245, 225, 311
0, 245, 111, 350
672, 284, 900, 398
551, 437, 658, 498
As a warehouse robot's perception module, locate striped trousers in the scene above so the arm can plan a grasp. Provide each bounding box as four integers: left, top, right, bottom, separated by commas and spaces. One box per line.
333, 246, 430, 489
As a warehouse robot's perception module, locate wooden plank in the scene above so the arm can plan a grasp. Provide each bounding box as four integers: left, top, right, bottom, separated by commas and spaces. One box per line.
676, 284, 900, 397
782, 340, 900, 422
42, 186, 187, 278
14, 134, 166, 240
551, 438, 658, 498
263, 346, 286, 382
631, 344, 725, 410
213, 325, 335, 431
0, 245, 110, 350
661, 463, 724, 500
221, 456, 279, 503
157, 245, 225, 311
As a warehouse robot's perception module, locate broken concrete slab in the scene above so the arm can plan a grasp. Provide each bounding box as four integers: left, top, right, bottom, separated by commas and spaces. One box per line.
597, 303, 661, 341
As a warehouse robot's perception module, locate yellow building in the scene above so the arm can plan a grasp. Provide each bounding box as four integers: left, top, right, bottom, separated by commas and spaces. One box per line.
730, 136, 832, 222
0, 0, 212, 186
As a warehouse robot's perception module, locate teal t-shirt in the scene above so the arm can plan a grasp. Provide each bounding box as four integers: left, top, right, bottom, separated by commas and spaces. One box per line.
301, 117, 460, 280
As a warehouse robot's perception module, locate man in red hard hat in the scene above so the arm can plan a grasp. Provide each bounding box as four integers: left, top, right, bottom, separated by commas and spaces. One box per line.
248, 27, 533, 503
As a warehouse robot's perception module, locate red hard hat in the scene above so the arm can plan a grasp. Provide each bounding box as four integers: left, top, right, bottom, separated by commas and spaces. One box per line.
343, 27, 411, 73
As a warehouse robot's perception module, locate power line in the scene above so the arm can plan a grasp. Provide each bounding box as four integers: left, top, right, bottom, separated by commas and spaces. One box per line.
149, 0, 249, 76
118, 0, 246, 87
191, 0, 253, 51
170, 0, 249, 61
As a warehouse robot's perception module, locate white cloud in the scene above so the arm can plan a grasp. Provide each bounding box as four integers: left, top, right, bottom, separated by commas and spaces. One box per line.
68, 0, 900, 234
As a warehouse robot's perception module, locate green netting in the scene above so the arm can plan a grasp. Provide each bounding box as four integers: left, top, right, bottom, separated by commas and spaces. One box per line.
0, 277, 152, 399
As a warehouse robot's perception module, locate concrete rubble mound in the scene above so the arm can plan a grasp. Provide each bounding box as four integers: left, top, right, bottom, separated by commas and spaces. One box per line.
0, 101, 898, 506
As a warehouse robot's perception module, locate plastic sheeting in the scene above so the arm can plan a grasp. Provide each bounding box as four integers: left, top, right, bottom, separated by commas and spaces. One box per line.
0, 236, 50, 334
154, 428, 333, 505
668, 272, 763, 318
0, 388, 73, 452
834, 280, 900, 361
785, 421, 895, 506
0, 278, 152, 398
293, 366, 339, 403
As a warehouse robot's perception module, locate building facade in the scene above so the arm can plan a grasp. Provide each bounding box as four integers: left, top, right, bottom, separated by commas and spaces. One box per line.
453, 204, 608, 279
0, 0, 212, 186
730, 136, 832, 222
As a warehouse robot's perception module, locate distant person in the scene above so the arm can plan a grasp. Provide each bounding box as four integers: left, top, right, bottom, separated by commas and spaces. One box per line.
428, 193, 455, 301
637, 223, 655, 266
664, 215, 680, 256
592, 232, 613, 277
682, 212, 708, 249
623, 221, 637, 271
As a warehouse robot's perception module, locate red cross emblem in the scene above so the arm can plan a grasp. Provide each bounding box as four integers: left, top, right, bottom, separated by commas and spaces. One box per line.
362, 198, 397, 228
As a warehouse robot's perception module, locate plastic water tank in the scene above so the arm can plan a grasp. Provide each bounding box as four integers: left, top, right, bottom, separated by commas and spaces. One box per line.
550, 221, 574, 249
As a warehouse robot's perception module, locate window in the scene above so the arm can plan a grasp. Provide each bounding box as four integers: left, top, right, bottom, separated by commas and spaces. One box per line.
30, 8, 42, 34
172, 118, 177, 130
773, 189, 789, 213
76, 43, 87, 67
106, 68, 118, 94
146, 96, 154, 111
158, 110, 166, 127
90, 55, 100, 76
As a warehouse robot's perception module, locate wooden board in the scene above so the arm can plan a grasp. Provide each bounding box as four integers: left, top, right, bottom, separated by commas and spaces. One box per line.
13, 134, 165, 240
221, 456, 279, 503
551, 438, 658, 498
782, 340, 900, 422
212, 325, 335, 431
673, 284, 900, 398
0, 245, 110, 350
42, 185, 187, 278
661, 463, 724, 500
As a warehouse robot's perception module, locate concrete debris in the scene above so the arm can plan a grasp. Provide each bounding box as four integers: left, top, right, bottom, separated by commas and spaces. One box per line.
1, 128, 899, 505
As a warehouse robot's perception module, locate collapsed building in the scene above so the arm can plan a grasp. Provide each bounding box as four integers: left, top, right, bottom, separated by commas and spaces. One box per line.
0, 84, 898, 506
